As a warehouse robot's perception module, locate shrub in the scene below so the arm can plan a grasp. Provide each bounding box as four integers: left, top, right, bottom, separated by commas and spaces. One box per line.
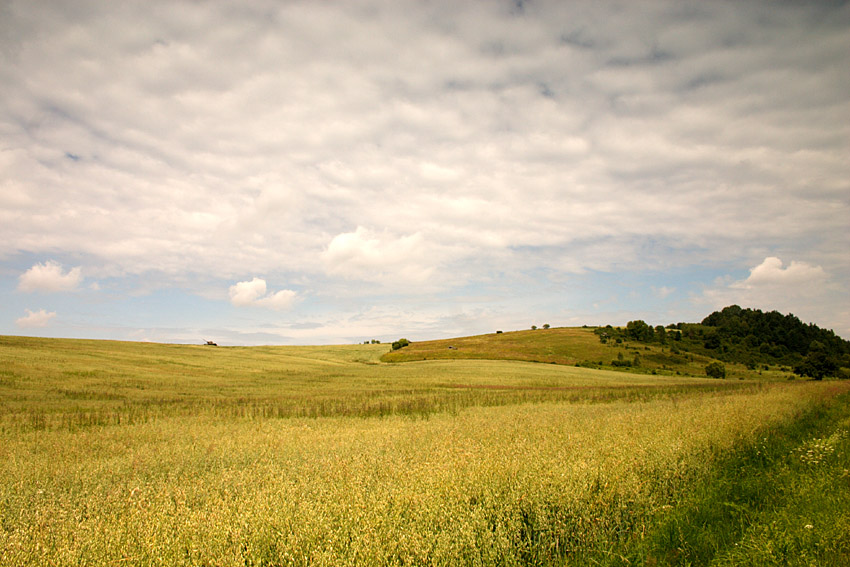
392, 338, 411, 351
705, 361, 726, 379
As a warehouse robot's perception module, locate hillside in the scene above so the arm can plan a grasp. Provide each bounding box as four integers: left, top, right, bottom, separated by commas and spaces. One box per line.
379, 327, 762, 379
381, 306, 850, 380
380, 327, 605, 365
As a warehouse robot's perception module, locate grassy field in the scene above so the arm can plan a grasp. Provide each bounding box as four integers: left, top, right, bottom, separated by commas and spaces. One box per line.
1, 336, 848, 565
379, 327, 791, 380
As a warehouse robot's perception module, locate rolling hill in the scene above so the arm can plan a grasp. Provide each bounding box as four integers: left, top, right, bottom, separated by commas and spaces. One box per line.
381, 306, 850, 381
379, 326, 754, 378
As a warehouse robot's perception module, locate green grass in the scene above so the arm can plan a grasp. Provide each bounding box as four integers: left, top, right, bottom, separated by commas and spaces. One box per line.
1, 335, 848, 565
628, 386, 850, 566
380, 327, 787, 380
380, 327, 611, 365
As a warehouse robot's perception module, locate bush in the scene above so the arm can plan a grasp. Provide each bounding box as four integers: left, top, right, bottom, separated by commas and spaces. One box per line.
391, 338, 411, 351
705, 361, 726, 379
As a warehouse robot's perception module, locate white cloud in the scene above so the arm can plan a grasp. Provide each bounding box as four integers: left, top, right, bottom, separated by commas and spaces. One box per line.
702, 257, 830, 307
322, 227, 436, 285
652, 286, 676, 299
1, 0, 845, 285
259, 289, 299, 311
229, 277, 268, 307
731, 257, 827, 289
18, 261, 83, 292
229, 278, 297, 311
697, 257, 846, 335
15, 308, 57, 328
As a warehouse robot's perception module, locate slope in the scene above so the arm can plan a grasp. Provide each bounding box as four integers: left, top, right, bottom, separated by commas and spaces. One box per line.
380, 327, 790, 380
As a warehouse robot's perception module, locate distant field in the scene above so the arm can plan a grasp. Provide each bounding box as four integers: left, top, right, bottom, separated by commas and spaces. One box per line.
0, 335, 738, 429
1, 336, 848, 565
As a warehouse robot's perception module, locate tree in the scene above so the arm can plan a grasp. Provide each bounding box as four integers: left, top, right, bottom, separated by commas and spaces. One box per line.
542, 324, 550, 329
705, 361, 726, 379
626, 320, 653, 342
794, 349, 839, 380
392, 338, 411, 351
703, 331, 721, 350
531, 325, 537, 330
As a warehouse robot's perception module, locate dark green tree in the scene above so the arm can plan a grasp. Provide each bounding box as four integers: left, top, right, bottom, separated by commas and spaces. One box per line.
705, 361, 726, 379
794, 342, 839, 380
626, 320, 653, 342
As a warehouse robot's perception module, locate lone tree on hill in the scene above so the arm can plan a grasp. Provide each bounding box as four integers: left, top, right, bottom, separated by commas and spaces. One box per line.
794, 341, 839, 380
705, 361, 726, 379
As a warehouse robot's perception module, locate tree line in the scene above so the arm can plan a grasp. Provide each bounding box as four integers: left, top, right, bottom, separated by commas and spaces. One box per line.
595, 305, 849, 380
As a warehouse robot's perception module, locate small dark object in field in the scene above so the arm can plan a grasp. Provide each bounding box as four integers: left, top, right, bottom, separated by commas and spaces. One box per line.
204, 340, 218, 346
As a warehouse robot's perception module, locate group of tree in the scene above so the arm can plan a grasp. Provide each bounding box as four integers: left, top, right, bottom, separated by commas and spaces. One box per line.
595, 305, 849, 379
596, 321, 676, 345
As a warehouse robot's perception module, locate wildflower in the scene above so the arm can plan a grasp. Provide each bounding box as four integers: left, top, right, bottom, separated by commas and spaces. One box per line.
804, 524, 813, 530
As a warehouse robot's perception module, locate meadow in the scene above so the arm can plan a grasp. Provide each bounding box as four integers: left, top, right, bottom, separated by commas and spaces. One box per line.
1, 335, 848, 565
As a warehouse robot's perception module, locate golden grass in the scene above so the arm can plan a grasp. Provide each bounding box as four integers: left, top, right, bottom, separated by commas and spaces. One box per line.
0, 335, 736, 430
0, 336, 845, 565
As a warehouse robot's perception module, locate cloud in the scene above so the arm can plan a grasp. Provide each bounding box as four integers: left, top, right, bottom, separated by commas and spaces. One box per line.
731, 257, 827, 289
15, 308, 57, 328
322, 227, 436, 285
0, 1, 847, 341
697, 257, 846, 334
18, 261, 83, 292
260, 289, 299, 311
229, 278, 297, 310
652, 286, 676, 299
229, 278, 268, 306
1, 0, 846, 286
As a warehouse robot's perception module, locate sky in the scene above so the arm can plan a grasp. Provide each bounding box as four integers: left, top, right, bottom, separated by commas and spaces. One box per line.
1, 0, 848, 345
